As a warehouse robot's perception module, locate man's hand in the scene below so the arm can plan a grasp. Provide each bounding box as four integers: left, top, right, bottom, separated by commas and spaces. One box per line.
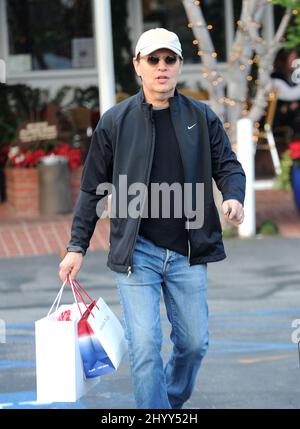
59, 252, 83, 283
222, 199, 244, 227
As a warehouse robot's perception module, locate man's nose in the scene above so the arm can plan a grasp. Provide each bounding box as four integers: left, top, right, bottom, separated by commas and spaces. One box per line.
157, 59, 167, 70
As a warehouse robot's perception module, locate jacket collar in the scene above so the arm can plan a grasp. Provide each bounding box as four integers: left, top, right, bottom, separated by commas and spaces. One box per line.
136, 88, 180, 112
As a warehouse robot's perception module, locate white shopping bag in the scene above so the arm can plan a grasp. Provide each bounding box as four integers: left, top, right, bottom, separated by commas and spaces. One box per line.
35, 279, 99, 403
77, 295, 127, 378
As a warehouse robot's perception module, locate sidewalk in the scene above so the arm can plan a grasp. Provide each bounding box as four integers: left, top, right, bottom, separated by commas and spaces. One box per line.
256, 189, 300, 237
0, 188, 299, 258
0, 202, 109, 258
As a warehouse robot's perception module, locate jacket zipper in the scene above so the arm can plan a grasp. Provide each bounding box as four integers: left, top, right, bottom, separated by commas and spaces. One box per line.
187, 219, 191, 266
127, 107, 156, 276
170, 106, 191, 266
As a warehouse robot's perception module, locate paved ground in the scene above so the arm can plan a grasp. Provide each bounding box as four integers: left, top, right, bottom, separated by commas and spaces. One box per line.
0, 236, 300, 409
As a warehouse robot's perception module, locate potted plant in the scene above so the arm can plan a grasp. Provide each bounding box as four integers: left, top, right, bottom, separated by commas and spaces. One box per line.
5, 141, 82, 215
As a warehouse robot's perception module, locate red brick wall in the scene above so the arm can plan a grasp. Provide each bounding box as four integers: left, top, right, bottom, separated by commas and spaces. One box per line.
5, 166, 83, 216
5, 168, 39, 216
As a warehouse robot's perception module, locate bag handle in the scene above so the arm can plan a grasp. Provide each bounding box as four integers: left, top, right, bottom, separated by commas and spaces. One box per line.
47, 277, 68, 316
67, 277, 97, 318
72, 278, 99, 310
67, 274, 83, 317
67, 274, 100, 318
47, 275, 82, 318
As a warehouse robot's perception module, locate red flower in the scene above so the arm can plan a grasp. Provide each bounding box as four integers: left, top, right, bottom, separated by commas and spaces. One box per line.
53, 143, 82, 169
6, 142, 82, 169
289, 141, 300, 161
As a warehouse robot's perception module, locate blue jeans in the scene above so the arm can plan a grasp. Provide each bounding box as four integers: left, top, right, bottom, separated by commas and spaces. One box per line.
114, 235, 209, 409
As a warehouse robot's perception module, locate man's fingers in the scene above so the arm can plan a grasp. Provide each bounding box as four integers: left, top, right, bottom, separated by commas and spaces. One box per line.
59, 266, 71, 283
227, 207, 235, 219
222, 202, 229, 216
59, 253, 83, 283
222, 200, 244, 225
230, 210, 244, 225
59, 264, 79, 283
69, 266, 79, 281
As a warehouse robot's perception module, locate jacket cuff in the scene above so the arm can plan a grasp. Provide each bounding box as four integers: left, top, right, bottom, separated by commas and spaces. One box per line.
66, 245, 86, 256
222, 194, 245, 206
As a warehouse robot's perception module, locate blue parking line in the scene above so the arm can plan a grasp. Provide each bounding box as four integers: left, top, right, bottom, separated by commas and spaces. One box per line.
210, 322, 293, 328
0, 360, 35, 369
0, 391, 85, 409
162, 336, 296, 353
211, 340, 294, 347
3, 335, 35, 342
208, 341, 296, 354
209, 308, 300, 319
6, 323, 34, 330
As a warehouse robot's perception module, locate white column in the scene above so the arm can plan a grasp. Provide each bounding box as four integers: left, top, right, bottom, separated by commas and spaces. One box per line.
0, 0, 8, 59
237, 118, 256, 237
128, 0, 143, 50
93, 0, 116, 114
0, 0, 8, 83
225, 0, 234, 61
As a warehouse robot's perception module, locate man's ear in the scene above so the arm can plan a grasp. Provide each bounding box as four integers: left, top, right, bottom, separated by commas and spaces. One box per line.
178, 59, 183, 75
133, 57, 141, 77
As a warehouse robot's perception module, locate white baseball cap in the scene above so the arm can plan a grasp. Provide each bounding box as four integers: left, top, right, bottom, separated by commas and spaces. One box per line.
135, 28, 183, 59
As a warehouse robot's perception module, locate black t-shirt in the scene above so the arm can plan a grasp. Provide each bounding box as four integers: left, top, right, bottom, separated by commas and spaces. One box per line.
139, 107, 188, 255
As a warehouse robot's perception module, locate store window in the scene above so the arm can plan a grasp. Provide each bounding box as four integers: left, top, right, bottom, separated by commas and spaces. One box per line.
142, 0, 226, 63
7, 0, 94, 72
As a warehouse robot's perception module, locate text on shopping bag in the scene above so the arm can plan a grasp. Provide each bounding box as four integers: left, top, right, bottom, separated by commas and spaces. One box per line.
78, 298, 127, 378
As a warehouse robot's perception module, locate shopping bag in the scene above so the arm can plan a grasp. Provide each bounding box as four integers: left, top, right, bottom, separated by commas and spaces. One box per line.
35, 278, 99, 403
73, 280, 127, 379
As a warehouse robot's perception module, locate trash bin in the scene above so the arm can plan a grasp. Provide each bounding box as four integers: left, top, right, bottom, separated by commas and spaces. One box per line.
38, 155, 71, 215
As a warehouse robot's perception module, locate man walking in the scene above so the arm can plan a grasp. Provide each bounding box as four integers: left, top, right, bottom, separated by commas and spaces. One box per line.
59, 28, 246, 409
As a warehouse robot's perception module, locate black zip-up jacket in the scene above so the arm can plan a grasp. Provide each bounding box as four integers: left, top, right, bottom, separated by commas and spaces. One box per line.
67, 89, 246, 274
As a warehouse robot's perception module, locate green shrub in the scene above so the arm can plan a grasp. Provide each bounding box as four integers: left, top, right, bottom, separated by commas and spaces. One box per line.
275, 150, 293, 191
258, 220, 279, 236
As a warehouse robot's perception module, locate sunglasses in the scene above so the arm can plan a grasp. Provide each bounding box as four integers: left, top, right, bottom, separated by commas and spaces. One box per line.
141, 54, 179, 66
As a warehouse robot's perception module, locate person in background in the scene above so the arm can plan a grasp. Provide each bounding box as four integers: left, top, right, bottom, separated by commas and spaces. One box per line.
59, 28, 245, 409
271, 48, 300, 139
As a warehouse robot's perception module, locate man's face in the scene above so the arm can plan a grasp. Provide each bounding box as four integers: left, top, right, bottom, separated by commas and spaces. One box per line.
133, 49, 182, 98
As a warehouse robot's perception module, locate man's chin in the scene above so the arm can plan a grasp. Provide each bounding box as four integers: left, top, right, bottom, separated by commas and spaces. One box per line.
154, 85, 174, 95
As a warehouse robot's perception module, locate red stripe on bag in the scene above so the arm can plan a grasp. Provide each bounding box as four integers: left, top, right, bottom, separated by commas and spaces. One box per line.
77, 319, 95, 337
73, 279, 100, 310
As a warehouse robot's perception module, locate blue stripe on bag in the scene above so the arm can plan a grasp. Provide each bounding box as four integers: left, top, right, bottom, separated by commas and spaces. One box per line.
79, 334, 115, 378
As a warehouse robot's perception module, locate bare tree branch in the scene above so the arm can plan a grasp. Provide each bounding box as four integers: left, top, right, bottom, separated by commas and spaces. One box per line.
181, 0, 225, 116
249, 8, 292, 121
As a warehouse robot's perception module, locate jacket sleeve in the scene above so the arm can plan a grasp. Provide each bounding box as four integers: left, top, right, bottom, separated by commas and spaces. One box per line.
205, 105, 246, 205
67, 113, 114, 254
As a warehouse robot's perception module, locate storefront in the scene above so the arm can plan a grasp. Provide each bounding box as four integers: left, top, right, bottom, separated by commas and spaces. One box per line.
0, 0, 283, 94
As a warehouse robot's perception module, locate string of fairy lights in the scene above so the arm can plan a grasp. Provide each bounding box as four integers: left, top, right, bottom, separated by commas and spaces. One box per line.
185, 0, 299, 131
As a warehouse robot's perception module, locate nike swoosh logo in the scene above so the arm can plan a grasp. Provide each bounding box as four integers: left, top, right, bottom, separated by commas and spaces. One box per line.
187, 123, 196, 130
